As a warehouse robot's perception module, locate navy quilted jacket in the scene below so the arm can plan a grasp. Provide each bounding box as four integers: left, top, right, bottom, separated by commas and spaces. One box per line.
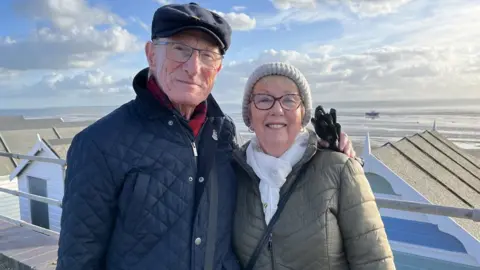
56, 68, 241, 270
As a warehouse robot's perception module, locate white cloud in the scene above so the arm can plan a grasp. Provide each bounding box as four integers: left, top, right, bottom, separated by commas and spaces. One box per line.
271, 0, 317, 10
392, 1, 480, 48
1, 36, 16, 44
2, 0, 479, 107
130, 16, 150, 32
255, 3, 347, 29
308, 45, 335, 58
0, 0, 142, 70
213, 10, 256, 31
232, 6, 247, 12
271, 0, 413, 16
4, 69, 133, 98
262, 0, 414, 28
213, 45, 480, 103
0, 69, 19, 83
155, 0, 172, 5
313, 1, 479, 101
344, 0, 415, 18
14, 0, 125, 30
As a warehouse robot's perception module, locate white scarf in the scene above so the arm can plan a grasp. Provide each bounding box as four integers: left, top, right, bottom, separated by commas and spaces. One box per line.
246, 131, 309, 225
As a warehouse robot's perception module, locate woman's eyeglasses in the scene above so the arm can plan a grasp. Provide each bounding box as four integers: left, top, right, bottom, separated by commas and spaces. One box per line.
250, 93, 303, 110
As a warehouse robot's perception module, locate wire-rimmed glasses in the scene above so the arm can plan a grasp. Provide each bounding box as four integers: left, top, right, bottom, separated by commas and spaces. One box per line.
152, 40, 223, 69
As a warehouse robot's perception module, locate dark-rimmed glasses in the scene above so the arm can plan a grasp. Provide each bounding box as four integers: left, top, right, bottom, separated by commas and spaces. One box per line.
250, 93, 303, 111
152, 40, 223, 69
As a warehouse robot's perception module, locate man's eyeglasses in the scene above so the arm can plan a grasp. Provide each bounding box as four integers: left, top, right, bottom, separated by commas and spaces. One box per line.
250, 93, 303, 111
152, 40, 223, 69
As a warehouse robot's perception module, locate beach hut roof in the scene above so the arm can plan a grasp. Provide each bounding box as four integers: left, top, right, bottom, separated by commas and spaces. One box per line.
0, 115, 91, 176
373, 130, 480, 240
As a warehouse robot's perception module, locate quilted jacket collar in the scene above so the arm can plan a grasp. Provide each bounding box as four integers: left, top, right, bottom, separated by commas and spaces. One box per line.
132, 67, 226, 120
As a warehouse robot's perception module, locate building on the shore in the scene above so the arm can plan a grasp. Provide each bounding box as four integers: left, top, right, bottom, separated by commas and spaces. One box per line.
362, 129, 480, 269
8, 136, 71, 232
0, 115, 92, 231
0, 175, 20, 220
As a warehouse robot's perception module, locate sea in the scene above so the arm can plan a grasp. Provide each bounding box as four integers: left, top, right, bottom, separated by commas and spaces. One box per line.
1, 98, 479, 155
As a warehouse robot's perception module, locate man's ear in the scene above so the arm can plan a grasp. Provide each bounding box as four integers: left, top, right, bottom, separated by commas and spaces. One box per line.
145, 41, 155, 69
216, 62, 223, 73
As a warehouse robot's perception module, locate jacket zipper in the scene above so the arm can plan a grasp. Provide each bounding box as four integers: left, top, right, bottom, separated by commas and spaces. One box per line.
233, 153, 278, 269
268, 233, 276, 270
173, 115, 207, 167
170, 113, 208, 270
191, 141, 198, 164
173, 115, 198, 168
192, 118, 207, 165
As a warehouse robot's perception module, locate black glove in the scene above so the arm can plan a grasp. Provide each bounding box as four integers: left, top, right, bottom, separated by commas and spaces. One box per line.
311, 105, 342, 152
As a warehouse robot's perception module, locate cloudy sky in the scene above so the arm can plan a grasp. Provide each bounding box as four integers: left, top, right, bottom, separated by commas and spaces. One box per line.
0, 0, 479, 109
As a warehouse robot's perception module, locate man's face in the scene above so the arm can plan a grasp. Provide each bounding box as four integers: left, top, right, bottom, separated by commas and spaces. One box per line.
146, 30, 223, 107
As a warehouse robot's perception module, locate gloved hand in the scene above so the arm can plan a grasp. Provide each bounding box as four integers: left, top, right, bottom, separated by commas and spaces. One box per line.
311, 105, 356, 158
311, 105, 342, 151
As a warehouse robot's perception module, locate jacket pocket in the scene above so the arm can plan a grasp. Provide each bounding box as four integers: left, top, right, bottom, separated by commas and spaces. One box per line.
122, 170, 151, 232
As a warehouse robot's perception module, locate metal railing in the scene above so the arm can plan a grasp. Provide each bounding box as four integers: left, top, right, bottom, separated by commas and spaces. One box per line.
0, 211, 59, 236
0, 151, 479, 236
376, 198, 480, 222
0, 151, 66, 166
0, 186, 62, 207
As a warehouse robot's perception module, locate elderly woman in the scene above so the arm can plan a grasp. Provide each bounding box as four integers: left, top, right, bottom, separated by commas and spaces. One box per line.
232, 62, 395, 270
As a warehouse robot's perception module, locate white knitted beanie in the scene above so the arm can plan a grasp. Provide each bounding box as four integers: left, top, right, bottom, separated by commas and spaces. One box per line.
242, 62, 312, 128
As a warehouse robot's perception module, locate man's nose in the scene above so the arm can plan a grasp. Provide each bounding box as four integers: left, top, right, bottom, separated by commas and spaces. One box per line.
183, 51, 201, 76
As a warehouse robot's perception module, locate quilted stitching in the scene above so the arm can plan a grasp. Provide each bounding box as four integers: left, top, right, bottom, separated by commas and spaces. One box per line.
56, 70, 240, 270
232, 132, 395, 270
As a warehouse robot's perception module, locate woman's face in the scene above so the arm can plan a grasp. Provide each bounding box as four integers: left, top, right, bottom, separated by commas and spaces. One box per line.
249, 75, 304, 157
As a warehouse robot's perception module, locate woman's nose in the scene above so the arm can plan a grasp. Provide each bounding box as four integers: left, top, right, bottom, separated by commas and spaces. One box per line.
269, 100, 285, 115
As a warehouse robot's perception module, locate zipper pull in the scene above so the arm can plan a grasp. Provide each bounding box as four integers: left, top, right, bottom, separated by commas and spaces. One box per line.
268, 234, 273, 250
191, 142, 198, 157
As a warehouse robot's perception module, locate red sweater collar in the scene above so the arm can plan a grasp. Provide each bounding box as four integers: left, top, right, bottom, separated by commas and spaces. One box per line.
146, 76, 207, 137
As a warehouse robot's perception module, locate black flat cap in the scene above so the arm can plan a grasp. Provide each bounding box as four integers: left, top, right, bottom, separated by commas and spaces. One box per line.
151, 2, 232, 54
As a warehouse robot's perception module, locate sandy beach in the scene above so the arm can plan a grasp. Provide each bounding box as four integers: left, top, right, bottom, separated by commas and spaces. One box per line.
1, 98, 479, 159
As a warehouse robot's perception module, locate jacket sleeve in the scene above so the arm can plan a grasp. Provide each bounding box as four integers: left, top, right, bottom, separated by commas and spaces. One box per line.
338, 158, 396, 270
56, 133, 118, 270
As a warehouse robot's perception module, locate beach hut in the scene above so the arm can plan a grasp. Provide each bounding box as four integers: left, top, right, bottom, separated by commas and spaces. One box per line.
0, 115, 92, 232
362, 130, 480, 269
0, 175, 20, 220
8, 135, 70, 233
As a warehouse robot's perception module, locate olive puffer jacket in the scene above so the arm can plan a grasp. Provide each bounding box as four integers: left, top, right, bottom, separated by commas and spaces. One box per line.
232, 130, 396, 270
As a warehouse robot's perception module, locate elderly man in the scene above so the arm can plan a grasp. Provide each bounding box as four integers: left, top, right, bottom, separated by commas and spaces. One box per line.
56, 3, 355, 270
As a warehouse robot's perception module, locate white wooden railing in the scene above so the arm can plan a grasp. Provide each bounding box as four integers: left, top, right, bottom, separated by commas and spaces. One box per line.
0, 151, 479, 236
0, 151, 66, 166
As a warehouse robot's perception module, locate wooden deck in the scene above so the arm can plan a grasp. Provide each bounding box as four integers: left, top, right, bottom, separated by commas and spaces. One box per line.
0, 219, 58, 270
